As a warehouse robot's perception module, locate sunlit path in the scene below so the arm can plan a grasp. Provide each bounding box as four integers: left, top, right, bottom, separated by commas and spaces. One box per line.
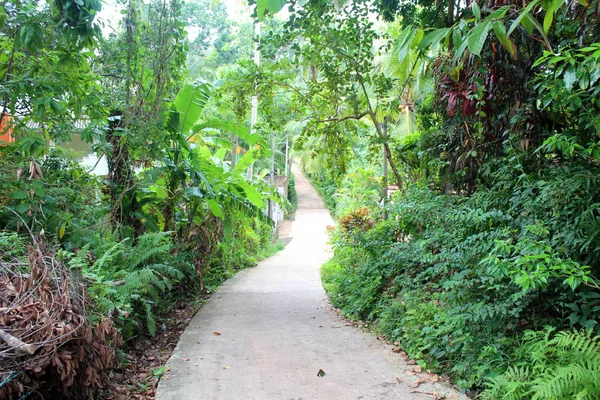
156, 164, 466, 400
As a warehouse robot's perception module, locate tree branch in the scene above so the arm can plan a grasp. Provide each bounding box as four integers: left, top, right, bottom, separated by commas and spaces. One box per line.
315, 111, 369, 124
0, 329, 38, 355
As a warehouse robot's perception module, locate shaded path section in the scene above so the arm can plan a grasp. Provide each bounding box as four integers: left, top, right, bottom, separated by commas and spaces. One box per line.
156, 165, 466, 400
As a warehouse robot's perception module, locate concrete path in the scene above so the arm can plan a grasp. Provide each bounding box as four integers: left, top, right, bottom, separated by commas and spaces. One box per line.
156, 166, 466, 400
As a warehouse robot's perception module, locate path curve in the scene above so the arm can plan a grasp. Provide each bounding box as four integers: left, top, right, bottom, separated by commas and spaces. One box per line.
156, 165, 466, 400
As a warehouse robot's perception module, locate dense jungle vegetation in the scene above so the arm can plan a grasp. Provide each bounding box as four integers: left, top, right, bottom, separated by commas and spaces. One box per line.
0, 0, 292, 397
0, 0, 599, 398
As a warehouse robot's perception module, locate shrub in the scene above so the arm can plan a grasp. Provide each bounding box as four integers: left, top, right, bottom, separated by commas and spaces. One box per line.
322, 162, 600, 392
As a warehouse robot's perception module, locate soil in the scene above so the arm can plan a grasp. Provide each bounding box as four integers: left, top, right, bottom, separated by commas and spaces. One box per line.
98, 298, 204, 400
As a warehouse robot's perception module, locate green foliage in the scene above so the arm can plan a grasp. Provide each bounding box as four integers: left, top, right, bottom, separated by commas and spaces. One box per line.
204, 216, 278, 291
286, 172, 297, 215
0, 0, 288, 396
58, 232, 183, 338
0, 231, 26, 262
307, 171, 338, 214
482, 328, 600, 400
323, 163, 600, 391
334, 166, 381, 218
533, 43, 600, 162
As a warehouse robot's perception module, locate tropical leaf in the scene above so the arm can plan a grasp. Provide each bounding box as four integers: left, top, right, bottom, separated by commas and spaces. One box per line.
169, 83, 211, 135
493, 21, 517, 60
467, 21, 492, 57
472, 3, 481, 20
508, 0, 539, 35
238, 180, 265, 208
203, 136, 233, 149
185, 186, 204, 199
192, 119, 250, 139
232, 148, 258, 176
207, 198, 224, 219
395, 26, 417, 64
257, 0, 285, 19
487, 5, 510, 20
418, 28, 450, 50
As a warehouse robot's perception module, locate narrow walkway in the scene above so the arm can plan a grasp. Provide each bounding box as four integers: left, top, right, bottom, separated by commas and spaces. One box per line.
156, 166, 466, 400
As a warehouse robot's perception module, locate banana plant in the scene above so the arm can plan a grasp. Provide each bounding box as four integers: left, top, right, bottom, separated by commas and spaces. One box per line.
141, 82, 275, 239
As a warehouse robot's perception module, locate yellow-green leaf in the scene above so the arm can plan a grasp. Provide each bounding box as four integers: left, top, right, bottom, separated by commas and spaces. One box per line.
59, 222, 66, 239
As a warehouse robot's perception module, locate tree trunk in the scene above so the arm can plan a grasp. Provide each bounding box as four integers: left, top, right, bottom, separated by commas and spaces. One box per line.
382, 118, 389, 199
367, 111, 403, 188
447, 0, 455, 27
107, 111, 134, 226
383, 141, 402, 189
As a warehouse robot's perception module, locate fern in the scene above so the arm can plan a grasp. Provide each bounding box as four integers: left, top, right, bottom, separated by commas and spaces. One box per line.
126, 232, 172, 269
482, 328, 600, 400
144, 302, 157, 336
482, 366, 531, 400
93, 240, 126, 272
530, 330, 600, 400
117, 268, 158, 297
151, 263, 184, 280
83, 232, 189, 338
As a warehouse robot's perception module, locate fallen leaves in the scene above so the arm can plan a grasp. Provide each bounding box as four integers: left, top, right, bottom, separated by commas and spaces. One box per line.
0, 244, 123, 398
410, 377, 427, 388
97, 301, 197, 400
403, 365, 444, 389
410, 390, 445, 399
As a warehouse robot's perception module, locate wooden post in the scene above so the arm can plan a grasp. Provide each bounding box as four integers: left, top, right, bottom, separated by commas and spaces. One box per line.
69, 267, 84, 303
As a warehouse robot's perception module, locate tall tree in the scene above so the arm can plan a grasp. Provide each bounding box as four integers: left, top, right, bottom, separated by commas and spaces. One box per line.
281, 0, 404, 186
95, 0, 187, 230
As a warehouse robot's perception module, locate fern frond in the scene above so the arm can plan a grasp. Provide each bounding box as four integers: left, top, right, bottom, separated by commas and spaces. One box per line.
144, 302, 157, 336
147, 285, 160, 303
531, 361, 600, 399
93, 240, 126, 271
552, 330, 600, 362
117, 268, 157, 296
127, 241, 171, 269
484, 329, 600, 400
151, 263, 184, 280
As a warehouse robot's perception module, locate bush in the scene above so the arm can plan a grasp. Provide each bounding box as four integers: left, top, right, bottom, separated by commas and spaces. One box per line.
322, 160, 600, 392
287, 173, 298, 215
